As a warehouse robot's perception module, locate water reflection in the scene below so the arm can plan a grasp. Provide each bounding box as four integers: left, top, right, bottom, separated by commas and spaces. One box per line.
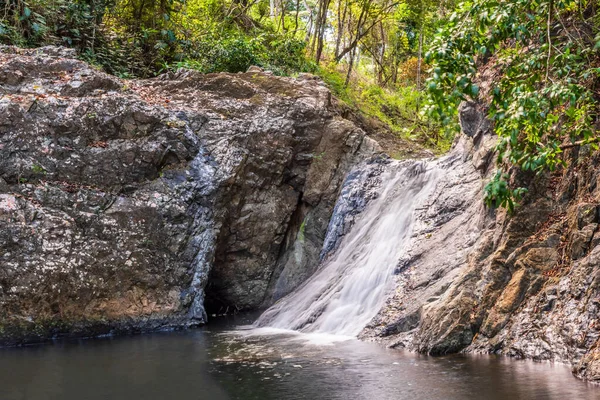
0, 328, 598, 400
1, 332, 229, 400
213, 328, 600, 400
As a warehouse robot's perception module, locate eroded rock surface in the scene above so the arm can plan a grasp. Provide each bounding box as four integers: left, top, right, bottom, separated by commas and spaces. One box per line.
0, 46, 378, 344
360, 100, 600, 382
358, 130, 493, 351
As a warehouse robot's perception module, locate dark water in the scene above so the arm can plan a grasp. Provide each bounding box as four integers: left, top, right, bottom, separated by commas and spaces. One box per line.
1, 324, 599, 400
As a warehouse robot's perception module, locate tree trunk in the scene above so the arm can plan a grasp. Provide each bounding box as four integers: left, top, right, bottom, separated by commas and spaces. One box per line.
417, 27, 423, 91
378, 21, 386, 84
314, 0, 331, 64
303, 0, 314, 43
279, 0, 287, 31
416, 26, 423, 112
293, 0, 300, 34
345, 46, 356, 86
334, 0, 348, 58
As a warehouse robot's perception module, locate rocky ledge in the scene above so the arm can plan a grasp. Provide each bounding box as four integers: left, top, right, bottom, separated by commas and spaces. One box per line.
0, 46, 380, 345
361, 100, 600, 382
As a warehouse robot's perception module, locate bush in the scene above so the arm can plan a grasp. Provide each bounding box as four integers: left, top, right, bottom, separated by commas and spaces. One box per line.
316, 64, 445, 151
173, 33, 314, 76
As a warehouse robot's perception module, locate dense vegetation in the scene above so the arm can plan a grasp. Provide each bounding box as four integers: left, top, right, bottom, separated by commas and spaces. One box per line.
426, 0, 600, 210
0, 0, 456, 149
1, 0, 599, 208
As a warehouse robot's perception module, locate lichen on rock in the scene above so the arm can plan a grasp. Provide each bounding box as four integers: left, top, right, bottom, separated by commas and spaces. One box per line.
0, 46, 377, 344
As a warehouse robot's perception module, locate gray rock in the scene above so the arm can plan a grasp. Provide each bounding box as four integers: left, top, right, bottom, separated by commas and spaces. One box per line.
359, 99, 600, 383
0, 46, 376, 344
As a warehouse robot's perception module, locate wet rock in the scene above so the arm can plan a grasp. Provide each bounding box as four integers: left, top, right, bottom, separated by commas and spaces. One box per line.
360, 133, 490, 351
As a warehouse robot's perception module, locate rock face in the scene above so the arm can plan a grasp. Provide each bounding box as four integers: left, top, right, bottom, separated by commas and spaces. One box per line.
361, 100, 600, 382
358, 123, 494, 350
4, 46, 600, 384
0, 46, 378, 344
465, 149, 600, 382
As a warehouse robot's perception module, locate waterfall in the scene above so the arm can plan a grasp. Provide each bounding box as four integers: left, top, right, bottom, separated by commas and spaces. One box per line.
256, 158, 443, 337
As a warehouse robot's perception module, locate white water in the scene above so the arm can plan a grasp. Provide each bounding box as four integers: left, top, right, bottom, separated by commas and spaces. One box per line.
256, 160, 442, 337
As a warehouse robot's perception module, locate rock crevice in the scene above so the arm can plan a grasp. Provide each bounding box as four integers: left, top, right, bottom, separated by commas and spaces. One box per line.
0, 46, 378, 344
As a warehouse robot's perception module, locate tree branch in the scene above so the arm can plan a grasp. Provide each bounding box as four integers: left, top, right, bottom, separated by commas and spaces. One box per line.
560, 137, 600, 150
334, 0, 401, 63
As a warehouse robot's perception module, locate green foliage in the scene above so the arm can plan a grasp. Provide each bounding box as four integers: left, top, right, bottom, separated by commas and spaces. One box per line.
316, 64, 354, 103
1, 0, 316, 77
318, 64, 447, 151
0, 0, 165, 76
298, 218, 307, 242
361, 84, 448, 149
425, 0, 600, 210
1, 0, 110, 48
173, 33, 314, 75
261, 36, 315, 75
31, 164, 46, 174
190, 35, 261, 73
484, 171, 527, 213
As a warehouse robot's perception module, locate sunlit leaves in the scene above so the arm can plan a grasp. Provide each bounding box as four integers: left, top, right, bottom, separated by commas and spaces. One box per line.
425, 0, 599, 211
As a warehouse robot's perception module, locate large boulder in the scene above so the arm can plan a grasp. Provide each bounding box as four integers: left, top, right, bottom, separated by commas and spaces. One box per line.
0, 46, 378, 344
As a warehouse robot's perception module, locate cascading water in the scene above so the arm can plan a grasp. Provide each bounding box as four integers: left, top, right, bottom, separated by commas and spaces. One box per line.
256, 158, 444, 337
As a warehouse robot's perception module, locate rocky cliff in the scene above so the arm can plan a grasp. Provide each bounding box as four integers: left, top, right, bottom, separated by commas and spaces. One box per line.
360, 100, 600, 381
4, 45, 600, 384
0, 46, 380, 344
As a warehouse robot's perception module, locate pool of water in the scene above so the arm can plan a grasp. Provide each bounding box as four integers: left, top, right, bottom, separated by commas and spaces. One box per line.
2, 321, 599, 400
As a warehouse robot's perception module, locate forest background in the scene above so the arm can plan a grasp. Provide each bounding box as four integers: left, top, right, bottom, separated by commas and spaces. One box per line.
0, 0, 454, 150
